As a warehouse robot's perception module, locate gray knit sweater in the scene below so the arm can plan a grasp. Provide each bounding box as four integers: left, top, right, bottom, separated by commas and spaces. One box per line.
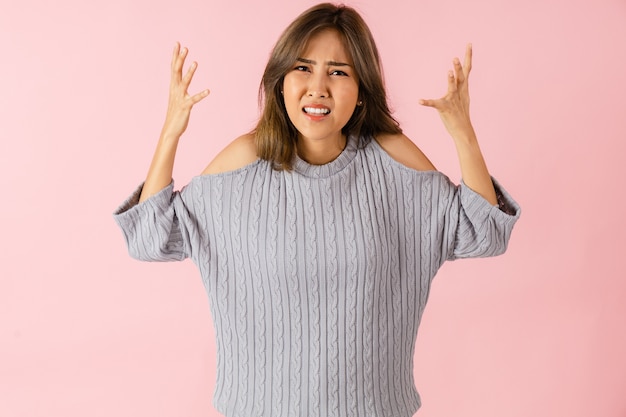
114, 136, 520, 417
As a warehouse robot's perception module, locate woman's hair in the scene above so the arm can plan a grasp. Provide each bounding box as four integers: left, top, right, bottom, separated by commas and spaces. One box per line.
254, 2, 402, 170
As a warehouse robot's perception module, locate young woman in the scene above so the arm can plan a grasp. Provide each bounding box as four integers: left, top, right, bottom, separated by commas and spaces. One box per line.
114, 3, 520, 416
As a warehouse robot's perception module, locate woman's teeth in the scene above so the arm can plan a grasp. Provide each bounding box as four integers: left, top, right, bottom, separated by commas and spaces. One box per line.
304, 107, 330, 115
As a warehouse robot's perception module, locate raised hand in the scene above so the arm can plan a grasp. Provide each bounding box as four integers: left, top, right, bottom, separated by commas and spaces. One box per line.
161, 42, 210, 140
420, 44, 497, 205
138, 43, 210, 202
419, 44, 474, 141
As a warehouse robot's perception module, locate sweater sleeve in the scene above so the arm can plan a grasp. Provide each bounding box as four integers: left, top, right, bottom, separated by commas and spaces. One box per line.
443, 177, 520, 261
112, 181, 194, 262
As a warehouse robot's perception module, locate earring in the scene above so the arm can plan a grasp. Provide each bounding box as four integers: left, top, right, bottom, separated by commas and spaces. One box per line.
357, 100, 363, 106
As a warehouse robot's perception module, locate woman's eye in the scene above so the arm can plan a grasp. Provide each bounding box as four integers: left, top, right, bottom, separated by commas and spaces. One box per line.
294, 65, 309, 72
330, 69, 348, 76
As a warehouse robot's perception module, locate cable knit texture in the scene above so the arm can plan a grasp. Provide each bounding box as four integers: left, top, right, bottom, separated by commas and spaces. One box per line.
114, 136, 520, 417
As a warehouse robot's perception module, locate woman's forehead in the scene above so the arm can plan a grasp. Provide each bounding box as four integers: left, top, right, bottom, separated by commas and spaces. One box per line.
298, 29, 354, 64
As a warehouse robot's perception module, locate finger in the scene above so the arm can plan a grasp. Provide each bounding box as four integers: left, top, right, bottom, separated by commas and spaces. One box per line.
172, 46, 188, 80
464, 43, 472, 76
419, 98, 443, 109
181, 61, 198, 88
171, 42, 180, 70
453, 57, 464, 84
447, 69, 457, 93
189, 89, 211, 104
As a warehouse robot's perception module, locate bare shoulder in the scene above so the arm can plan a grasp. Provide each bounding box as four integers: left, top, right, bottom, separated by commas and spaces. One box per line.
374, 133, 437, 171
201, 133, 259, 175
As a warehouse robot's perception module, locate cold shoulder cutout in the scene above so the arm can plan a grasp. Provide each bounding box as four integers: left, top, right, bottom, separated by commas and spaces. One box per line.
374, 132, 437, 172
201, 133, 259, 175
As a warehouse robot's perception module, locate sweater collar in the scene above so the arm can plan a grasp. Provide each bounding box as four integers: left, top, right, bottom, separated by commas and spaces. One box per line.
293, 135, 358, 178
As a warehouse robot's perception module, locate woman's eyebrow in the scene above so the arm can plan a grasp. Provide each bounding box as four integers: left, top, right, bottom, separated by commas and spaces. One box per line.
296, 57, 351, 67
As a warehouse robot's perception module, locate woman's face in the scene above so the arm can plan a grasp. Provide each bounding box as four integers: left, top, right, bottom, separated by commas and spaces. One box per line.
282, 29, 359, 146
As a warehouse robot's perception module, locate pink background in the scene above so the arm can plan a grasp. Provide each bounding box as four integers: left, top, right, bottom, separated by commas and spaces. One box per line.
1, 0, 625, 416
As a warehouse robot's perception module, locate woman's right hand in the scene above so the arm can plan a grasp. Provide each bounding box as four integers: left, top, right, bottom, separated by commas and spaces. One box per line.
161, 42, 210, 140
138, 43, 210, 203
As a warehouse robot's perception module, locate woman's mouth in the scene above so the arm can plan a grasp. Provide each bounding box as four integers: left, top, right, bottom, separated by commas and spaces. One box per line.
303, 106, 331, 115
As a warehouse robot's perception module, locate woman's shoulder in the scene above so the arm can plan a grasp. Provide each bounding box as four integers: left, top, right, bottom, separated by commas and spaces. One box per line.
373, 132, 437, 172
201, 133, 259, 175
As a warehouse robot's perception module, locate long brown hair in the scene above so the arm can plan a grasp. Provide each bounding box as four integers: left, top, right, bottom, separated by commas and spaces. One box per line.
254, 3, 402, 170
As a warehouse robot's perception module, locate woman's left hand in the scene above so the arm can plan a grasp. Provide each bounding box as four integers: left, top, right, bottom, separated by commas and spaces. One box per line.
420, 44, 498, 205
419, 44, 475, 141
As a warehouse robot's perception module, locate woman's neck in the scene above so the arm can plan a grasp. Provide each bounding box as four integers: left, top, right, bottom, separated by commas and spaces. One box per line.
296, 134, 347, 165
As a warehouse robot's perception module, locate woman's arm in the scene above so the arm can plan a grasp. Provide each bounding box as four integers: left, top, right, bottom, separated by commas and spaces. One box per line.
139, 43, 210, 202
419, 44, 498, 206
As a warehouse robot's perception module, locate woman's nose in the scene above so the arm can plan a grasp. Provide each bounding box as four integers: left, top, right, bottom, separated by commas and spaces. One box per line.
307, 74, 328, 98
